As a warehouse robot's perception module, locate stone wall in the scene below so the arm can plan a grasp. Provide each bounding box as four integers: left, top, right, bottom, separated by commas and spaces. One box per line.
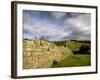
23, 40, 72, 69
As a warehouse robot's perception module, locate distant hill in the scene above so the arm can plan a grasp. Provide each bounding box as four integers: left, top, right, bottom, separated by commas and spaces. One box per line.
70, 40, 91, 43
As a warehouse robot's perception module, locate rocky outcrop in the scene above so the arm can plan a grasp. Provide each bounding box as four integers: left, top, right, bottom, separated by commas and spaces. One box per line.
23, 40, 72, 69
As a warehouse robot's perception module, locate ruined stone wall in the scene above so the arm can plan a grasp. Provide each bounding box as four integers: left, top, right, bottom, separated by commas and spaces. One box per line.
23, 40, 72, 69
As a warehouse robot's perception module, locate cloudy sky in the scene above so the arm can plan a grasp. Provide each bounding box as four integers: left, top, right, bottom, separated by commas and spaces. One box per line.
23, 10, 91, 41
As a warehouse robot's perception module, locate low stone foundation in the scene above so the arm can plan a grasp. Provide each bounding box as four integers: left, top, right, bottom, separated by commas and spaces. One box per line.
23, 40, 72, 69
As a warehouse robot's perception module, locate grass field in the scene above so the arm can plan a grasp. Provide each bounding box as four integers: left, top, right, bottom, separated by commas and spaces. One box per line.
52, 54, 91, 67
52, 40, 91, 67
66, 41, 82, 51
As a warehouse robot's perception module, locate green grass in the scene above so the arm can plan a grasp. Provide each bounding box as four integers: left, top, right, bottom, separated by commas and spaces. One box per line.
52, 54, 91, 67
51, 41, 91, 68
66, 41, 82, 51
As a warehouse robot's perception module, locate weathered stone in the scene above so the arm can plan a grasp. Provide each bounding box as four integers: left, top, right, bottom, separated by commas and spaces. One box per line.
23, 40, 72, 69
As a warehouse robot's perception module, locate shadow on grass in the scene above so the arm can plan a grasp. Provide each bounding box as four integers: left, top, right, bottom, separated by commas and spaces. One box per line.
73, 50, 90, 55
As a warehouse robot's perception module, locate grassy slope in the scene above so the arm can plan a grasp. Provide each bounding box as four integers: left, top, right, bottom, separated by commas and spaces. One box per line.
66, 41, 82, 51
52, 54, 91, 67
52, 41, 91, 67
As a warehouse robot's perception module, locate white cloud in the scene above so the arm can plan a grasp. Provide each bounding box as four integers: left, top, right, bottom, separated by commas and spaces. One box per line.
23, 12, 69, 39
63, 13, 91, 40
24, 23, 72, 40
23, 11, 91, 41
51, 12, 66, 20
